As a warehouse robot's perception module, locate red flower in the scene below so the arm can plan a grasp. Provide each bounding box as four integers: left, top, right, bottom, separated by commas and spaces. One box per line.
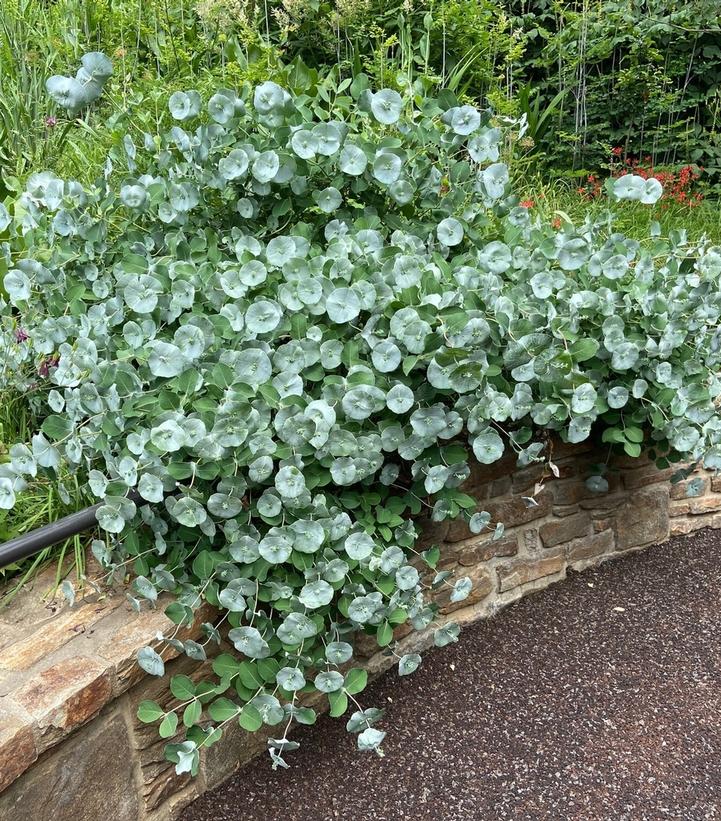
519, 199, 535, 208
611, 146, 623, 156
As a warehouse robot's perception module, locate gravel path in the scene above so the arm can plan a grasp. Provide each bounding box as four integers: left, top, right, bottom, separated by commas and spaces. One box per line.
182, 530, 721, 821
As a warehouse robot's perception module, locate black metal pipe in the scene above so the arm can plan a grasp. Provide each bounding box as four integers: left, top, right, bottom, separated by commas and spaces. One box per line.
0, 491, 143, 568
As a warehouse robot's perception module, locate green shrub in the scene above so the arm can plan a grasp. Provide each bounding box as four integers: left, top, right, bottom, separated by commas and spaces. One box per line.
2, 70, 720, 771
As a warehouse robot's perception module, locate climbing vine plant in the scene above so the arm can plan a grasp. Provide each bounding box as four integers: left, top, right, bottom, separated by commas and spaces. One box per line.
2, 67, 721, 773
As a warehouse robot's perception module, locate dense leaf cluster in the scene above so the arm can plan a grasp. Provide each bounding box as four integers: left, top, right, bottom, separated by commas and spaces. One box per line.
1, 74, 720, 771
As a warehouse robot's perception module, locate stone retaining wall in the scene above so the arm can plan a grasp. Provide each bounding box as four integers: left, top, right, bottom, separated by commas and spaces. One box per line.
1, 441, 720, 820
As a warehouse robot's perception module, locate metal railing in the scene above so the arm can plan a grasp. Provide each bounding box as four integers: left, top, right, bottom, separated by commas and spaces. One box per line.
0, 491, 142, 568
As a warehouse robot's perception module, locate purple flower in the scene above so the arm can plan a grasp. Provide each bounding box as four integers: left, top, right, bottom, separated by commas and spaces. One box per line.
45, 116, 58, 128
14, 327, 29, 343
38, 355, 58, 377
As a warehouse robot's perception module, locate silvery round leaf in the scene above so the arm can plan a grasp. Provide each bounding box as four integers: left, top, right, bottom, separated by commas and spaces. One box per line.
389, 179, 414, 204
341, 385, 384, 420
379, 545, 404, 574
348, 594, 380, 623
96, 504, 125, 533
46, 75, 85, 111
395, 565, 419, 590
372, 151, 402, 185
344, 531, 375, 561
607, 386, 629, 409
289, 519, 325, 553
640, 178, 663, 204
469, 511, 491, 533
168, 90, 201, 120
558, 238, 590, 271
571, 383, 597, 414
171, 497, 207, 527
245, 300, 282, 335
229, 536, 260, 563
218, 149, 249, 181
80, 51, 113, 82
291, 129, 318, 160
207, 493, 243, 519
277, 612, 318, 644
236, 349, 272, 386
331, 458, 357, 485
480, 162, 509, 200
228, 626, 270, 658
254, 81, 285, 114
370, 89, 403, 124
0, 203, 10, 232
208, 90, 238, 124
137, 646, 165, 677
371, 340, 401, 373
611, 342, 639, 371
313, 123, 342, 156
323, 558, 349, 583
0, 478, 16, 511
274, 465, 306, 499
249, 455, 274, 482
147, 341, 186, 378
217, 582, 246, 612
434, 622, 460, 647
252, 151, 280, 183
276, 667, 306, 691
266, 236, 296, 267
450, 576, 472, 602
325, 641, 353, 664
169, 182, 199, 212
3, 270, 31, 303
601, 254, 629, 280
450, 105, 481, 135
314, 187, 342, 213
437, 217, 464, 246
258, 528, 293, 564
240, 259, 268, 287
173, 325, 205, 359
257, 490, 282, 518
386, 384, 414, 414
299, 580, 334, 609
472, 428, 504, 464
123, 320, 145, 348
613, 174, 645, 201
398, 653, 421, 676
468, 128, 501, 163
120, 184, 147, 209
326, 288, 361, 323
314, 670, 344, 693
339, 143, 367, 175
138, 473, 164, 503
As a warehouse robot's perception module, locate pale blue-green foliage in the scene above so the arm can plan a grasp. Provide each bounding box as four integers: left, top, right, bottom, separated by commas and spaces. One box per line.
46, 52, 113, 115
2, 75, 721, 773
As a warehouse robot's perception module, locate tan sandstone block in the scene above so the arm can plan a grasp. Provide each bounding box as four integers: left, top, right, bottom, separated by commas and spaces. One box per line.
688, 496, 721, 515
482, 487, 553, 530
496, 549, 565, 593
456, 534, 519, 566
566, 529, 615, 566
614, 486, 670, 551
0, 699, 37, 792
12, 657, 112, 753
539, 513, 591, 548
0, 600, 118, 671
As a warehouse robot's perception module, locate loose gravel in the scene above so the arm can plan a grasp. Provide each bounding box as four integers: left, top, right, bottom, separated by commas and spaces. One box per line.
182, 530, 721, 821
